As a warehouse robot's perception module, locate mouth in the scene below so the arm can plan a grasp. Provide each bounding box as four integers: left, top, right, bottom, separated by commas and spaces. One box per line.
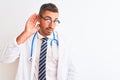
48, 29, 53, 33
46, 28, 53, 35
47, 28, 53, 32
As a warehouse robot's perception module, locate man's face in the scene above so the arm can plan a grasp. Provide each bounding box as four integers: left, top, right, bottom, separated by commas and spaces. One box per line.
38, 10, 59, 37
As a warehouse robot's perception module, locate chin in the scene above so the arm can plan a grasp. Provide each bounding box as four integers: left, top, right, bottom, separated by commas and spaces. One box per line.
47, 33, 52, 36
47, 31, 52, 35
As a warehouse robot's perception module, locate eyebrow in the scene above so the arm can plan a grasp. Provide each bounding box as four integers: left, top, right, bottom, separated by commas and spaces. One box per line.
44, 16, 58, 20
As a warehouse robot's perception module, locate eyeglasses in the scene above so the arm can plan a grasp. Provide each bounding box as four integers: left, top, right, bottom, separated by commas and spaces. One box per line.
40, 15, 60, 24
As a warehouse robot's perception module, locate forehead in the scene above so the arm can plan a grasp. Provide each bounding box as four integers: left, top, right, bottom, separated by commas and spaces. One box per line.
42, 10, 59, 18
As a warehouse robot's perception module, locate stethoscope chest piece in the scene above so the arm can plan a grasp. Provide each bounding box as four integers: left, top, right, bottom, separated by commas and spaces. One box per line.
29, 57, 32, 62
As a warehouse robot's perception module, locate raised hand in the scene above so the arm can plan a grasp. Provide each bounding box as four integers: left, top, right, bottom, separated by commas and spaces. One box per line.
24, 13, 40, 37
16, 13, 40, 45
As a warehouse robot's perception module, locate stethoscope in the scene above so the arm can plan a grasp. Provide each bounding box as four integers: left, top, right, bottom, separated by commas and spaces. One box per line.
29, 31, 59, 62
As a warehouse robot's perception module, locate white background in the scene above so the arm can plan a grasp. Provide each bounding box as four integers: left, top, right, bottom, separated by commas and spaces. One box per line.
0, 0, 120, 80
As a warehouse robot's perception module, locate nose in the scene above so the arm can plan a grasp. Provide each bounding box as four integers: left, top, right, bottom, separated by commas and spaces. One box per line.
49, 22, 56, 28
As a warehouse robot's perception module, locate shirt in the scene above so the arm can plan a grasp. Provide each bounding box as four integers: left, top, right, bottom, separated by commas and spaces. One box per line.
33, 32, 59, 80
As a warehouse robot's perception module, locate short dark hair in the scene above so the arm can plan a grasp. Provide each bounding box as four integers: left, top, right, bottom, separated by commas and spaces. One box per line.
39, 3, 59, 16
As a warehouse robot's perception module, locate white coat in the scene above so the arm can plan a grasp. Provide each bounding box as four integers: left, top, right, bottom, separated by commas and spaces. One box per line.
0, 32, 70, 80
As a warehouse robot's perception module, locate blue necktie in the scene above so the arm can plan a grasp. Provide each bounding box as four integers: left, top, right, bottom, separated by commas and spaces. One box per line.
38, 38, 48, 80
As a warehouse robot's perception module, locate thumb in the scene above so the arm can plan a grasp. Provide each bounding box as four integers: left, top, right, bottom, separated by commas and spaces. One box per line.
35, 24, 40, 31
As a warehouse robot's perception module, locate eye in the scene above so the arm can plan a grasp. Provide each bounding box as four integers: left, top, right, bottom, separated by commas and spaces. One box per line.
44, 19, 51, 23
54, 19, 60, 24
45, 19, 51, 23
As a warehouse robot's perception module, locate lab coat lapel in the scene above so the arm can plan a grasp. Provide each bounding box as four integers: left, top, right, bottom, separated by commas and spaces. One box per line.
30, 36, 38, 80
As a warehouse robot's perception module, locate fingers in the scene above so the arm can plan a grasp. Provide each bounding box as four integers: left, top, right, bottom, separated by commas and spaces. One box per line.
24, 13, 40, 34
29, 13, 38, 24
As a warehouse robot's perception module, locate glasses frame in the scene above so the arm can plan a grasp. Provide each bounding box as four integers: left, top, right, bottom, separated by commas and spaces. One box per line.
40, 15, 60, 24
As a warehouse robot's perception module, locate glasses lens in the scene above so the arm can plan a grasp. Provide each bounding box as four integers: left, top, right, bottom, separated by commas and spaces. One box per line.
44, 19, 52, 23
40, 15, 60, 24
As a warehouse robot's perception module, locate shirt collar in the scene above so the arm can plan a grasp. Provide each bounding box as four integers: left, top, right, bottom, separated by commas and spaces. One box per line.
37, 32, 53, 40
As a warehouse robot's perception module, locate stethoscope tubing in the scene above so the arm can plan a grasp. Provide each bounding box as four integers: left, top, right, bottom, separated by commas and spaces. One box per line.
30, 32, 37, 57
30, 32, 59, 58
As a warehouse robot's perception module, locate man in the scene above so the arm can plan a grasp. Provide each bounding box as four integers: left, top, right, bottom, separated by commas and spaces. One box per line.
0, 3, 69, 80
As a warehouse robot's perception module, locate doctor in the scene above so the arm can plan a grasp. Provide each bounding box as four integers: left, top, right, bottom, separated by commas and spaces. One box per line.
0, 3, 69, 80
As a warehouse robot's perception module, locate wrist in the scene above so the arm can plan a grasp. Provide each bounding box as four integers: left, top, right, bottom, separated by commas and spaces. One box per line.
16, 31, 30, 45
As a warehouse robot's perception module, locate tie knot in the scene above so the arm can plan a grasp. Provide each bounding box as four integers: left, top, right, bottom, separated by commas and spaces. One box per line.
42, 37, 48, 41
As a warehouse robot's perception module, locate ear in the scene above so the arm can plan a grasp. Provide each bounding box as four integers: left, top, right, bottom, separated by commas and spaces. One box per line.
37, 14, 41, 21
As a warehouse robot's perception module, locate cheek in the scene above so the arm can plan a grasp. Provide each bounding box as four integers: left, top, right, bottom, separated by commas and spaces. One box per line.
40, 21, 48, 27
40, 24, 47, 31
